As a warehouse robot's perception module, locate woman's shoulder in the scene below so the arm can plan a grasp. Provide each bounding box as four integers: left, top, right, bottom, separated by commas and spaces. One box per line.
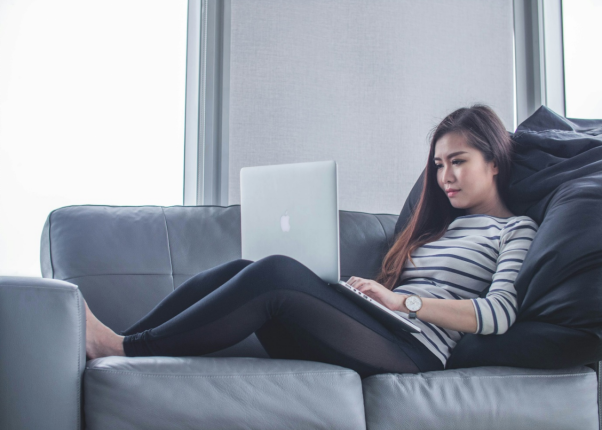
498, 215, 539, 248
502, 214, 539, 230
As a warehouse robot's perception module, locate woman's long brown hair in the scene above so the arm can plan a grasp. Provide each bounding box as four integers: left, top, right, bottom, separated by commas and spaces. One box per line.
375, 104, 516, 291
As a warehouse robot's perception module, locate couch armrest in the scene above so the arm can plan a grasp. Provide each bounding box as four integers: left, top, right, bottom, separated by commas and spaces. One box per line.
0, 276, 85, 430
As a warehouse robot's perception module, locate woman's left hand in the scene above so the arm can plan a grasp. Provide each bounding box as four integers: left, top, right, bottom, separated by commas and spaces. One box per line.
347, 276, 407, 312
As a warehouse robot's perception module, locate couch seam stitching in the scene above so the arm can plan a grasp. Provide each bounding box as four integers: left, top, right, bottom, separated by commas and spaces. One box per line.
43, 204, 398, 215
161, 207, 175, 291
84, 370, 356, 378
597, 361, 602, 425
0, 284, 77, 291
372, 215, 389, 249
373, 373, 593, 381
63, 273, 172, 281
49, 209, 55, 278
76, 291, 81, 430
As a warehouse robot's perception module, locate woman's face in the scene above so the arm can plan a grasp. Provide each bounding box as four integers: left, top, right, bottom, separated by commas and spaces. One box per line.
433, 132, 500, 215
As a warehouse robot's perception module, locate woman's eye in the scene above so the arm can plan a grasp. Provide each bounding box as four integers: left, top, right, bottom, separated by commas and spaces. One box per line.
435, 160, 462, 169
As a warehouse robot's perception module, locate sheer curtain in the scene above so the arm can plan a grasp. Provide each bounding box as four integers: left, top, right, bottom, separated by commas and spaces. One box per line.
226, 0, 515, 215
0, 0, 188, 276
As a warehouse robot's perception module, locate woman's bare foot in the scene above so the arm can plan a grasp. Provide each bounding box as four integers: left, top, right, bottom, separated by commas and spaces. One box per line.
84, 299, 126, 360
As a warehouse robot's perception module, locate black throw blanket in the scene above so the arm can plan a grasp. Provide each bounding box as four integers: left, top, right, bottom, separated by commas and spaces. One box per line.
507, 106, 602, 329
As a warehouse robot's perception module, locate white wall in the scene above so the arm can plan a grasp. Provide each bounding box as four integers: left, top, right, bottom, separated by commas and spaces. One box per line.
0, 0, 188, 276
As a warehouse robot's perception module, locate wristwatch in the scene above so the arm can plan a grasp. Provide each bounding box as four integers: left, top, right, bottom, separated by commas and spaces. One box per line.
404, 295, 423, 319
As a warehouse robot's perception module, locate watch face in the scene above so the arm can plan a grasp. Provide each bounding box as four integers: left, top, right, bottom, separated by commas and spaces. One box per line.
406, 295, 422, 312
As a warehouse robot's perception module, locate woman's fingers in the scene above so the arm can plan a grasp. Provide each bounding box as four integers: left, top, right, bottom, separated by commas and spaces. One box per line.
347, 279, 394, 310
356, 280, 370, 293
349, 277, 381, 296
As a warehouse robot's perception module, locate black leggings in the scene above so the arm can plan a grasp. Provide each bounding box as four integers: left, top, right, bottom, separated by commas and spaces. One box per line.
120, 255, 443, 378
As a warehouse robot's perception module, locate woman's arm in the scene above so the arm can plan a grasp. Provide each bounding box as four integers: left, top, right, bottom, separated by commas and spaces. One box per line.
391, 218, 539, 335
351, 217, 537, 336
395, 294, 478, 334
348, 277, 479, 334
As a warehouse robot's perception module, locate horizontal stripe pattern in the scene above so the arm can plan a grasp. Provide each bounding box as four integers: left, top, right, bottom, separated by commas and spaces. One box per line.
392, 214, 538, 367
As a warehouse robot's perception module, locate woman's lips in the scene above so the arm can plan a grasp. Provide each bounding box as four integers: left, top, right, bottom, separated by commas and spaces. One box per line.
447, 190, 460, 197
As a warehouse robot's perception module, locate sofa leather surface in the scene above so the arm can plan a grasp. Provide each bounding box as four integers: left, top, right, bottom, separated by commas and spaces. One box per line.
40, 205, 398, 356
362, 365, 599, 430
40, 205, 176, 333
163, 205, 244, 280
84, 356, 366, 430
37, 203, 602, 429
0, 276, 85, 430
338, 211, 397, 280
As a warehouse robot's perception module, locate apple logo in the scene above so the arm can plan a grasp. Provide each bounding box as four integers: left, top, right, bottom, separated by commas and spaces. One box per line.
280, 211, 291, 232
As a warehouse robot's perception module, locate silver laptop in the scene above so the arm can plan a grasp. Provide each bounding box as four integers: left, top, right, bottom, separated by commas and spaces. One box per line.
240, 160, 421, 334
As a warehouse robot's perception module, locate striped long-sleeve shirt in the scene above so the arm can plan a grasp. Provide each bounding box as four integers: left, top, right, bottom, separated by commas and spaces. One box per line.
392, 214, 539, 367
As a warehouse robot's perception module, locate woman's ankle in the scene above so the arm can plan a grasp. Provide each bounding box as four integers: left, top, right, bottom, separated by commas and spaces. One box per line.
112, 335, 126, 356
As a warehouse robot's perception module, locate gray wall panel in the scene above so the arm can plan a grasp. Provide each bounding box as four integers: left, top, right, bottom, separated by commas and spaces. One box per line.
228, 0, 514, 214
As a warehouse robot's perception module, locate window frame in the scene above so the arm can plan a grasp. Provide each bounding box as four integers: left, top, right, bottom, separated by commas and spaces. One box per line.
183, 0, 231, 206
513, 0, 566, 126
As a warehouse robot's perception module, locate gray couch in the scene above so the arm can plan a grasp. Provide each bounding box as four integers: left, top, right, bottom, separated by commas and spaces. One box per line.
1, 204, 600, 430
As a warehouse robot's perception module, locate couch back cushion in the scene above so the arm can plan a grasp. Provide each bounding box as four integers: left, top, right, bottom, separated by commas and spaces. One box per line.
40, 205, 397, 332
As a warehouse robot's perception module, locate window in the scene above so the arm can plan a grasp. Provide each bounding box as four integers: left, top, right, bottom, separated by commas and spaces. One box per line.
562, 0, 602, 119
0, 0, 188, 276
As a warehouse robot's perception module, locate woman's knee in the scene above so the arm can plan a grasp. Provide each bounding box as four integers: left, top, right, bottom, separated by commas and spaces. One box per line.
234, 258, 254, 268
246, 254, 316, 285
253, 254, 305, 272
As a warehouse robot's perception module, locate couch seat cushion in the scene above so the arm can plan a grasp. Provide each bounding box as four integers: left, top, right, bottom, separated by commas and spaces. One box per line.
362, 365, 598, 430
84, 356, 366, 430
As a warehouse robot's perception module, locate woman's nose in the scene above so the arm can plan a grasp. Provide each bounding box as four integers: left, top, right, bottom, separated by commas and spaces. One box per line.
442, 165, 455, 183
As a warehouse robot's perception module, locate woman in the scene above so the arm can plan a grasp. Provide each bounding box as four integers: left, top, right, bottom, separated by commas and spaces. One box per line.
85, 104, 539, 378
